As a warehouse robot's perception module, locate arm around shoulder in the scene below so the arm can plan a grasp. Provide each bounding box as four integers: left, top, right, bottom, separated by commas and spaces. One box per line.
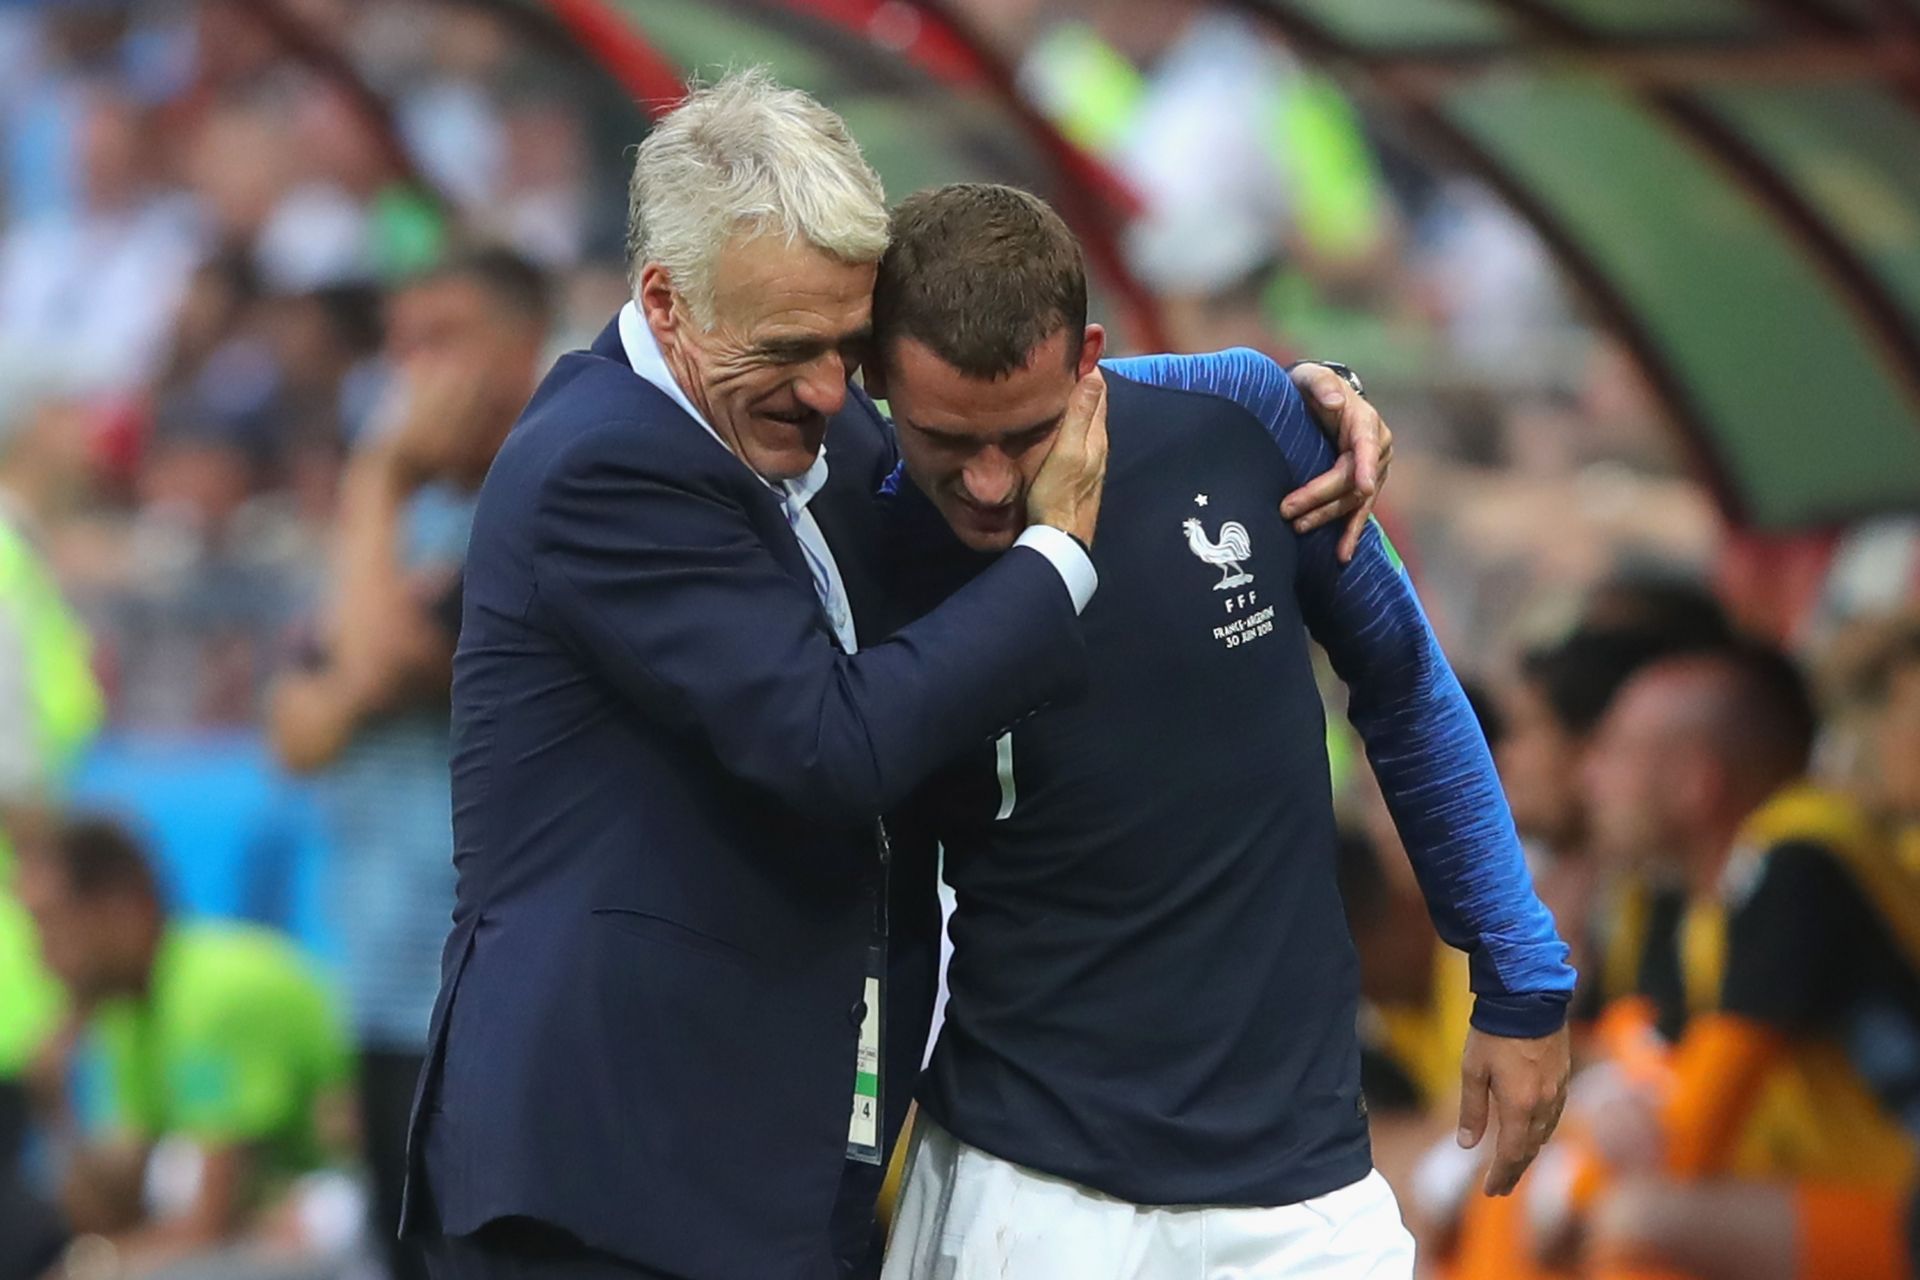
530, 421, 1089, 827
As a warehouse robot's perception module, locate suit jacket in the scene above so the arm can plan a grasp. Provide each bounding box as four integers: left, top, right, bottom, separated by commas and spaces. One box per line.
403, 320, 1086, 1279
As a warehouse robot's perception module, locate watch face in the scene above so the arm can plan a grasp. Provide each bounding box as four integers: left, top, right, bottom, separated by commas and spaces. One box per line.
1323, 363, 1366, 398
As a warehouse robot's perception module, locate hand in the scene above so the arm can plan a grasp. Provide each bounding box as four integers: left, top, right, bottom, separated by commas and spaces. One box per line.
1579, 1067, 1665, 1175
1458, 1025, 1571, 1196
1280, 364, 1393, 564
372, 359, 497, 492
1026, 370, 1109, 547
326, 569, 452, 716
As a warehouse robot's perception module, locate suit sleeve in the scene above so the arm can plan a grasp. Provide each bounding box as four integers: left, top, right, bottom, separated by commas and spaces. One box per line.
531, 419, 1087, 828
1114, 349, 1575, 1037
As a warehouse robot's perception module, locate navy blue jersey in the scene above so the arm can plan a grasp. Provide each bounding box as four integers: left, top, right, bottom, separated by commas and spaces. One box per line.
882, 350, 1573, 1207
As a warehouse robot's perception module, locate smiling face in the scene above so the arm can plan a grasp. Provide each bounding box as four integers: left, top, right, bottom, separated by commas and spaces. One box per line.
642, 231, 875, 482
882, 325, 1103, 550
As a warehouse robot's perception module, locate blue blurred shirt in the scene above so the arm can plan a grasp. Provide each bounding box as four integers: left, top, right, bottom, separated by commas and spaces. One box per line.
310, 494, 470, 1052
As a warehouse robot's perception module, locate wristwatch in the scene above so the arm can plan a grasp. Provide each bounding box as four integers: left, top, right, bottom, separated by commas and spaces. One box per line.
1288, 360, 1365, 399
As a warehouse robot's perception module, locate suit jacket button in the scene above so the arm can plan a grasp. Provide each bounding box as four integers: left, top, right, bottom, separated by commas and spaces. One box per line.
849, 1000, 868, 1027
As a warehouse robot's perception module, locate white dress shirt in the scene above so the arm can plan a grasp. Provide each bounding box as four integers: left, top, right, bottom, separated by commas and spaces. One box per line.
616, 303, 1096, 651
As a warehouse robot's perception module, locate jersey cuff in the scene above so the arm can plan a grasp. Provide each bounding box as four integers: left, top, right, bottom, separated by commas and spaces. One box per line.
1470, 990, 1572, 1039
1014, 526, 1098, 615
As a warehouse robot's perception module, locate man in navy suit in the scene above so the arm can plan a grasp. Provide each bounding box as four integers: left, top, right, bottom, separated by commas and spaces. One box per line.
403, 71, 1115, 1280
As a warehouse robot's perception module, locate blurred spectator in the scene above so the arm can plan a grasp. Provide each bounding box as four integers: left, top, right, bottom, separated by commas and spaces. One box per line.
1018, 1, 1394, 354
476, 87, 590, 269
181, 93, 292, 253
1108, 9, 1295, 301
57, 266, 379, 732
390, 7, 513, 213
1502, 626, 1706, 1033
1828, 612, 1920, 858
266, 281, 385, 440
0, 88, 203, 400
1528, 645, 1920, 1280
1864, 621, 1920, 842
15, 814, 354, 1278
254, 86, 386, 295
81, 392, 315, 729
267, 247, 551, 1280
154, 254, 262, 408
0, 506, 104, 1280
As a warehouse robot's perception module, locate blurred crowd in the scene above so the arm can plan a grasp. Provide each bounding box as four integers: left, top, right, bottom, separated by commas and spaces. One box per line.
0, 2, 1915, 1279
0, 0, 635, 734
1336, 581, 1920, 1279
0, 0, 1722, 730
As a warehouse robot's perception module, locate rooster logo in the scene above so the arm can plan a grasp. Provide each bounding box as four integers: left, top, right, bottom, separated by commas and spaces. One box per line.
1182, 517, 1254, 590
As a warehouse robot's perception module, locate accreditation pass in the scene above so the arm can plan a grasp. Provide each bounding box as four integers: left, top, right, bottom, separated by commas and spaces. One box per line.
847, 944, 885, 1163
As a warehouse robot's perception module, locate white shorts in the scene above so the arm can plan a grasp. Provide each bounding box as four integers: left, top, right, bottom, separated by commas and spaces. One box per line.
881, 1117, 1415, 1280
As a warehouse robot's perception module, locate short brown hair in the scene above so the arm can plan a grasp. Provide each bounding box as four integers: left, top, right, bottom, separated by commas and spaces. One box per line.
427, 246, 554, 329
32, 814, 162, 905
873, 184, 1087, 378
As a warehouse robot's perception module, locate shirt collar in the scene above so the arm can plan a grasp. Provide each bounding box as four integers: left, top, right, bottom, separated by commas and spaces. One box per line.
617, 302, 830, 511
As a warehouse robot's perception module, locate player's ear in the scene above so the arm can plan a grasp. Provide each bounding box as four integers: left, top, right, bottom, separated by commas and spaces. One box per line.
1077, 324, 1106, 378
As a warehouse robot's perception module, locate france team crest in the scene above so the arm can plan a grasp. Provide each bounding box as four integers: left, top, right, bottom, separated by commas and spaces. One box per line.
1182, 495, 1254, 590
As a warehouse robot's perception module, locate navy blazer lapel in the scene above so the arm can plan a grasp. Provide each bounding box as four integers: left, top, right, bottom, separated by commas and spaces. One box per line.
588, 316, 626, 363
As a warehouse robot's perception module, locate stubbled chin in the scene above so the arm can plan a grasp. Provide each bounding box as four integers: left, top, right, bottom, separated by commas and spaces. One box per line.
740, 436, 824, 480
753, 454, 819, 483
746, 419, 825, 474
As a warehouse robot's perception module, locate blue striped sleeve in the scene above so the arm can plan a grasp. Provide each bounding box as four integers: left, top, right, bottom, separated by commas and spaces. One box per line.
1106, 349, 1575, 1037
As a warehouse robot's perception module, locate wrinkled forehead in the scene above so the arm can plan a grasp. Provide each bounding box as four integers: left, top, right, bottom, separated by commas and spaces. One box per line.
708, 232, 876, 330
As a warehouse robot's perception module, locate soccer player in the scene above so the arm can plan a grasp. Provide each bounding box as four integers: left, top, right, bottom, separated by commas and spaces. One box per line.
865, 184, 1575, 1278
